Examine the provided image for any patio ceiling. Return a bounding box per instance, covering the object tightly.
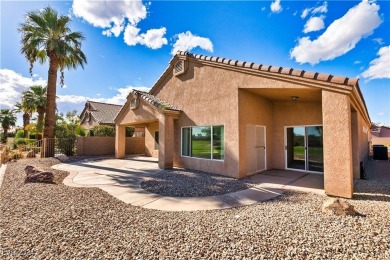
[243,88,322,102]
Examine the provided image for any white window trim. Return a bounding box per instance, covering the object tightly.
[181,125,225,161]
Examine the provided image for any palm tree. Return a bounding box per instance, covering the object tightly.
[19,6,87,156]
[23,85,47,140]
[0,109,17,136]
[14,90,36,138]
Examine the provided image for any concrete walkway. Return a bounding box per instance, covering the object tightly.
[53,156,324,211]
[0,163,7,192]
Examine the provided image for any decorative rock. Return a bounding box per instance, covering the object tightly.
[25,165,54,183]
[321,198,359,217]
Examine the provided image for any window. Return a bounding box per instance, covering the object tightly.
[154,131,159,150]
[182,126,224,160]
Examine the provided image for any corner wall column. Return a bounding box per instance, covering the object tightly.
[158,114,174,169]
[115,124,126,159]
[322,90,354,198]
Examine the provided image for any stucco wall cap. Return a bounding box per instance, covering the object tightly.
[303,71,318,79]
[236,61,245,67]
[261,65,270,71]
[229,60,238,66]
[270,66,282,73]
[317,73,331,82]
[245,62,254,68]
[331,76,348,84]
[347,78,359,86]
[291,69,304,77]
[281,68,293,75]
[252,63,261,70]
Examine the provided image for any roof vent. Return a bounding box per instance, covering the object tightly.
[173,59,187,76]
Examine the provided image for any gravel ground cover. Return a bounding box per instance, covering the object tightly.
[0,158,389,259]
[141,169,255,197]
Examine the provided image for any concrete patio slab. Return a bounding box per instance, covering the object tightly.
[227,187,284,206]
[55,156,325,212]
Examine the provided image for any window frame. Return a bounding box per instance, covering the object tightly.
[181,125,225,161]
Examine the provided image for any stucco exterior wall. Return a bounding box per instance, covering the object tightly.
[145,121,159,158]
[77,137,145,156]
[238,90,273,177]
[152,62,240,177]
[322,91,353,198]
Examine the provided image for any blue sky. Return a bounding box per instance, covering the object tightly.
[1,0,389,126]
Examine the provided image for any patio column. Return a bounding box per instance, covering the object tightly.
[115,124,126,159]
[322,90,353,198]
[158,114,174,169]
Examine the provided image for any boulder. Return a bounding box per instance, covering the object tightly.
[321,198,359,217]
[25,165,54,183]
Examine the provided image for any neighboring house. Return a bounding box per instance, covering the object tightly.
[80,101,145,136]
[115,51,371,199]
[371,125,390,146]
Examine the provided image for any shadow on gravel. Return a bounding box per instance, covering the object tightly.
[353,160,390,202]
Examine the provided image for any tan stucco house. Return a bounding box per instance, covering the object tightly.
[80,101,144,136]
[115,52,371,198]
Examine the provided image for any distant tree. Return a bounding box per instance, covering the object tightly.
[0,109,17,135]
[19,6,87,156]
[13,99,34,138]
[23,85,47,139]
[92,125,116,137]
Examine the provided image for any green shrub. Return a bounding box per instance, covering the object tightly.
[75,125,86,137]
[13,138,38,149]
[126,127,135,137]
[6,132,15,138]
[1,134,7,144]
[15,130,24,138]
[92,125,115,137]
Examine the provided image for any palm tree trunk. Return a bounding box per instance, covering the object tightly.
[36,107,44,141]
[23,113,30,138]
[43,56,58,157]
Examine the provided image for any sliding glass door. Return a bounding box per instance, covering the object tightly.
[286,126,323,173]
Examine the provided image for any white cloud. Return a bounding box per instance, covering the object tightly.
[312,2,328,15]
[0,69,46,109]
[171,31,213,55]
[72,0,146,29]
[301,8,311,19]
[261,7,266,12]
[291,0,382,65]
[72,0,167,50]
[57,86,151,106]
[373,38,384,45]
[303,16,325,33]
[301,2,327,19]
[270,0,282,13]
[378,112,384,116]
[354,60,362,64]
[361,45,390,80]
[124,25,167,49]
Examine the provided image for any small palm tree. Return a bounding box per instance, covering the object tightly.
[19,6,87,156]
[23,85,47,139]
[14,98,35,138]
[0,109,17,135]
